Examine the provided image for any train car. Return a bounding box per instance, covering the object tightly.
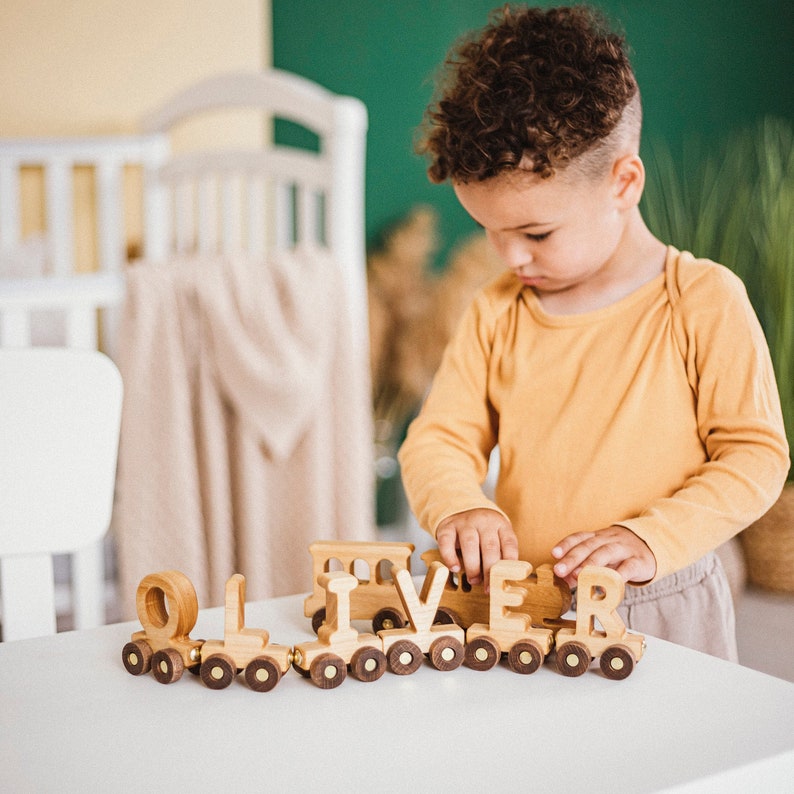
[553,566,646,680]
[464,559,558,674]
[303,539,415,632]
[198,574,292,692]
[293,571,387,688]
[122,570,204,684]
[420,548,572,629]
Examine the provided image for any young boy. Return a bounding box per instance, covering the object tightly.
[398,5,789,659]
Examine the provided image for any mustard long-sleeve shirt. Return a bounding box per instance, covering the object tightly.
[398,246,790,582]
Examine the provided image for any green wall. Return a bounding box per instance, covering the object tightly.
[273,1,794,268]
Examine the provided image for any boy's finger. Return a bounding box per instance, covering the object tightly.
[552,534,607,578]
[551,531,595,559]
[480,533,502,589]
[457,529,483,584]
[435,526,462,572]
[498,527,520,559]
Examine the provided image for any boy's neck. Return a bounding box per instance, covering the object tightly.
[534,213,666,316]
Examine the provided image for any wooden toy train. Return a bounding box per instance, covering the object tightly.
[122,540,645,691]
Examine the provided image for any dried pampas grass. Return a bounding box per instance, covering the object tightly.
[367,205,503,436]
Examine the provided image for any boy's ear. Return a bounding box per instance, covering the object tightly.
[611,153,645,209]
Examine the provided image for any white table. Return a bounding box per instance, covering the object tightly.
[2,591,793,793]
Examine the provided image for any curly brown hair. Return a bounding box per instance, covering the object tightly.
[420,4,639,183]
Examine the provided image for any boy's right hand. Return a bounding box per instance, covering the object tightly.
[435,508,519,590]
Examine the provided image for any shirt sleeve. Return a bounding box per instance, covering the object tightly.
[618,264,790,582]
[397,291,507,537]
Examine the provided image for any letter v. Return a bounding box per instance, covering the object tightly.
[392,561,448,633]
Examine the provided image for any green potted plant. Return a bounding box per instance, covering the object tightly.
[641,117,794,593]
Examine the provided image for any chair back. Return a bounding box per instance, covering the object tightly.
[0,348,122,641]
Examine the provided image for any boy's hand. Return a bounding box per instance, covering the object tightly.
[435,508,519,589]
[551,525,656,587]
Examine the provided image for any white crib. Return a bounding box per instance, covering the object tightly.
[0,70,370,631]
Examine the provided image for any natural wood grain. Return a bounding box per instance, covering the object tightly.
[129,570,203,677]
[200,573,292,690]
[379,562,465,673]
[554,566,645,679]
[465,559,555,673]
[293,571,382,688]
[303,540,415,630]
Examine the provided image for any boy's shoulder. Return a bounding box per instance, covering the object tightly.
[473,270,524,319]
[672,249,747,300]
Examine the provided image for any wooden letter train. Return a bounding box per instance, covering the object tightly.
[122,541,646,691]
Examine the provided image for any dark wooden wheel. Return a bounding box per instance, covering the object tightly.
[311,608,327,634]
[151,647,185,684]
[310,653,347,689]
[350,646,387,682]
[556,641,591,677]
[200,653,237,690]
[464,636,500,671]
[429,636,464,671]
[507,640,543,675]
[372,607,406,633]
[600,644,635,680]
[122,640,153,676]
[433,606,463,627]
[387,640,423,675]
[245,656,282,692]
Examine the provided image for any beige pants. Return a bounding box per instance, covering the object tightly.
[574,552,738,662]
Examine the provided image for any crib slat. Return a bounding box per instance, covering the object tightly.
[197,174,217,254]
[0,555,57,641]
[222,174,243,254]
[274,180,294,249]
[0,159,21,254]
[143,158,169,262]
[174,179,194,254]
[298,185,319,246]
[71,542,105,629]
[247,175,267,257]
[45,159,74,276]
[95,158,124,272]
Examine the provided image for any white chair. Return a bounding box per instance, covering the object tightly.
[0,348,122,641]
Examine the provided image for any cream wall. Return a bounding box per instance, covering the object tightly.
[0,0,270,136]
[0,0,271,267]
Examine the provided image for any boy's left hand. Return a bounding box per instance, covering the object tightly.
[551,525,656,587]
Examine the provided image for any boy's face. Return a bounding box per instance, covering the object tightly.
[453,165,629,302]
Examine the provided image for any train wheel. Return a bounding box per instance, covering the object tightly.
[310,653,347,689]
[311,608,327,634]
[151,648,185,684]
[122,640,153,676]
[556,641,591,677]
[429,636,464,671]
[600,644,635,680]
[433,606,463,627]
[372,607,406,633]
[465,636,500,671]
[387,640,423,675]
[245,656,282,692]
[350,647,387,682]
[507,640,543,675]
[200,653,237,690]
